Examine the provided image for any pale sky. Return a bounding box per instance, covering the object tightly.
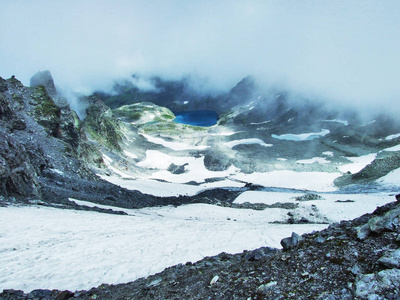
[1,0,399,111]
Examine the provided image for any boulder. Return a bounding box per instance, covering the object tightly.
[378,249,400,269]
[168,163,188,174]
[355,268,400,299]
[281,232,302,250]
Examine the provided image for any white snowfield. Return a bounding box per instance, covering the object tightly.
[296,157,330,164]
[385,133,400,140]
[271,129,330,141]
[338,153,377,174]
[97,175,245,197]
[140,134,209,151]
[232,170,341,192]
[224,138,273,148]
[322,119,349,126]
[382,144,400,152]
[1,192,394,292]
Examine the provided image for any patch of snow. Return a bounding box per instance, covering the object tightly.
[276,158,287,161]
[137,150,194,169]
[183,101,189,105]
[234,191,393,223]
[250,120,271,125]
[50,169,63,175]
[271,129,330,141]
[102,154,113,164]
[338,153,377,173]
[382,144,400,152]
[141,134,209,151]
[385,133,400,140]
[97,176,244,197]
[209,131,243,136]
[322,119,349,126]
[249,106,254,110]
[322,151,334,157]
[232,170,341,192]
[224,138,273,149]
[123,150,138,159]
[136,151,240,184]
[362,120,376,126]
[150,164,239,184]
[296,157,330,164]
[378,167,400,185]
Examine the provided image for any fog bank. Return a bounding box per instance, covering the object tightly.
[1,1,399,112]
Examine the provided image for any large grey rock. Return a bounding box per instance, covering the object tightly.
[369,206,400,233]
[355,268,400,299]
[378,249,400,269]
[281,232,302,250]
[357,206,400,240]
[168,163,188,174]
[30,70,57,96]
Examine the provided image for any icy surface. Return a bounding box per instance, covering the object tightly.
[322,119,349,126]
[0,202,328,292]
[271,129,330,141]
[232,170,341,192]
[385,133,400,140]
[98,175,244,197]
[378,167,400,185]
[382,144,400,152]
[296,157,330,164]
[123,150,138,159]
[224,138,273,148]
[140,134,209,150]
[234,192,393,223]
[338,153,377,173]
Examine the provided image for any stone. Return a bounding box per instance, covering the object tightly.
[378,249,400,269]
[281,232,302,250]
[210,275,219,285]
[28,289,52,298]
[55,290,74,300]
[369,207,400,233]
[257,281,277,292]
[355,269,400,299]
[167,163,188,174]
[356,224,371,240]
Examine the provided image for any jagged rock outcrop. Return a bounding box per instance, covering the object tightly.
[82,95,123,151]
[0,75,95,199]
[0,131,41,197]
[30,70,57,96]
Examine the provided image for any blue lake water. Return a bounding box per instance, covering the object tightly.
[174,110,219,127]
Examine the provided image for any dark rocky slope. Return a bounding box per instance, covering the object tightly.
[2,196,400,299]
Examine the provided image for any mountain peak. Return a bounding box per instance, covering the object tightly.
[30,70,57,96]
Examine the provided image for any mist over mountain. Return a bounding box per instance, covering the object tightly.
[1,1,400,115]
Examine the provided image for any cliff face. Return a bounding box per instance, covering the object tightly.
[0,75,99,199]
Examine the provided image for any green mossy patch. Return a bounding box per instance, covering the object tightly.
[30,86,61,137]
[83,104,123,151]
[113,102,175,124]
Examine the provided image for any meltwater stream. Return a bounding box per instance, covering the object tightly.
[173,110,218,127]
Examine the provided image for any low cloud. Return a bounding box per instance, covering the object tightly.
[1,1,399,113]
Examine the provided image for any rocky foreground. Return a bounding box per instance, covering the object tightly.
[2,195,400,300]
